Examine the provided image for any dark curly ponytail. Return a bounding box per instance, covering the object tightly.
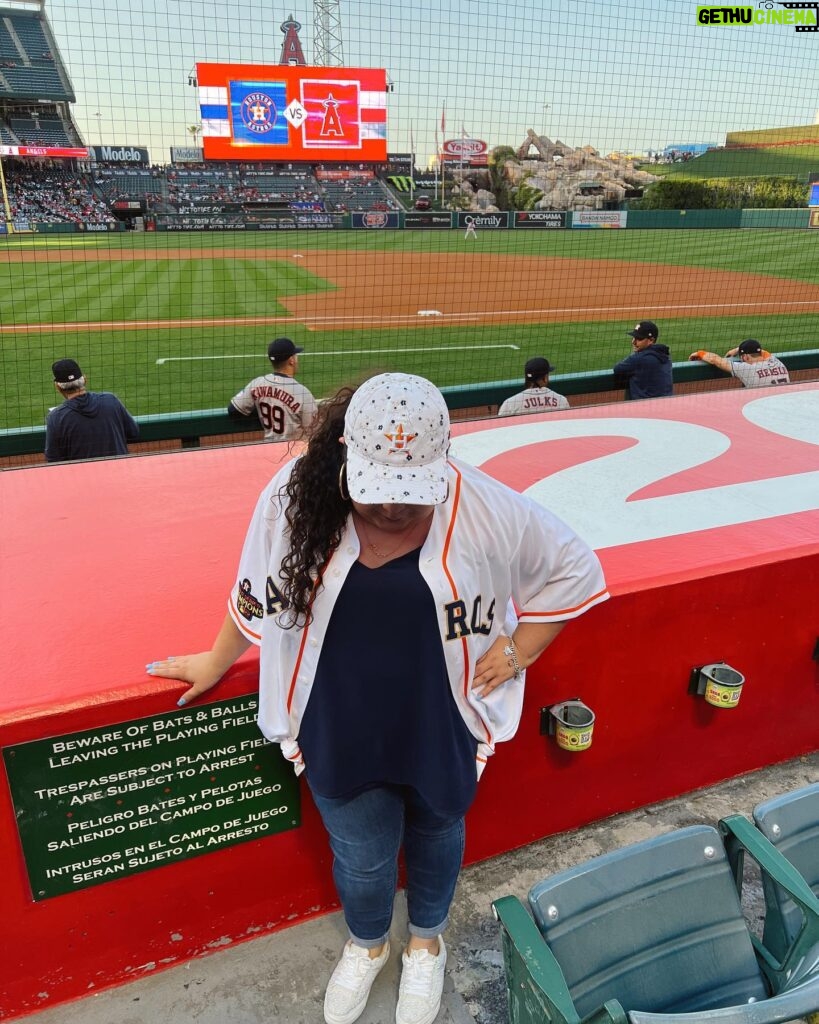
[279,386,355,626]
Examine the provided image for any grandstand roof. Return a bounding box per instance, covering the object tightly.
[0,3,75,102]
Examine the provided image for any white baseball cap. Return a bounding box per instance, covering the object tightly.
[343,373,450,505]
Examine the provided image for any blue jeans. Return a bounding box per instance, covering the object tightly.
[309,783,466,949]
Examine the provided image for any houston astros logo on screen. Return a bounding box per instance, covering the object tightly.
[240,92,277,134]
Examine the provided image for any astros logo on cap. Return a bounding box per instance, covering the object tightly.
[384,424,417,454]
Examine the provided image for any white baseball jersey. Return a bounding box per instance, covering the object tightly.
[230,372,318,441]
[498,386,570,417]
[228,457,608,779]
[730,356,790,389]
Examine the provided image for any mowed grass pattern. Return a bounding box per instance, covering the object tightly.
[1,229,818,429]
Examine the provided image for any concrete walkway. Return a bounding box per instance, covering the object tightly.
[19,751,818,1024]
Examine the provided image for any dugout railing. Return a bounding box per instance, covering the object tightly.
[1,351,817,464]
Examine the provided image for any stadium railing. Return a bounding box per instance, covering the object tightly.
[1,352,817,463]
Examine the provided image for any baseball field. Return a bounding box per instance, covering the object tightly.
[2,227,819,430]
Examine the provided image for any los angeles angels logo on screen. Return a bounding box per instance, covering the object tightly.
[300,80,361,147]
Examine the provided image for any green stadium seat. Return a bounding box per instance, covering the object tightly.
[750,782,819,960]
[492,822,819,1024]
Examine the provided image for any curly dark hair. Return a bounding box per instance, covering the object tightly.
[279,386,356,626]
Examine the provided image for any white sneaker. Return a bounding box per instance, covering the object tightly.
[324,940,390,1024]
[395,936,447,1024]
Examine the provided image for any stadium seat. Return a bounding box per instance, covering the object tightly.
[492,822,819,1024]
[749,781,819,960]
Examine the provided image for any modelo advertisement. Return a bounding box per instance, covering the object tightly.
[90,145,150,164]
[352,211,400,229]
[404,211,453,229]
[457,212,509,230]
[515,211,567,229]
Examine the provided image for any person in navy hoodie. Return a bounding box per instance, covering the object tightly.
[612,320,673,400]
[45,358,139,462]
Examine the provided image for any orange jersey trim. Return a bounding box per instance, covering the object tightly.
[518,586,609,619]
[441,463,491,744]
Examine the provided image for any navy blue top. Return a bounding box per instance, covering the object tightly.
[298,547,478,816]
[45,392,140,462]
[612,345,673,400]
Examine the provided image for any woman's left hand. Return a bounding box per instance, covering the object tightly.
[472,636,520,698]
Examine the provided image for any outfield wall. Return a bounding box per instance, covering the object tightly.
[1,385,817,1018]
[6,208,812,234]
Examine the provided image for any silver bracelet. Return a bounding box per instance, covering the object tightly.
[502,636,522,679]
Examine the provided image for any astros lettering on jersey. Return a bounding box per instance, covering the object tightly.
[731,355,790,389]
[498,386,570,417]
[228,458,608,779]
[230,373,318,441]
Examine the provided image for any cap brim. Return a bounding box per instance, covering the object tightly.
[293,346,304,354]
[345,449,449,505]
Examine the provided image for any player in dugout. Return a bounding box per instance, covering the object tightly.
[148,372,607,1024]
[497,356,569,416]
[228,337,318,442]
[688,338,790,388]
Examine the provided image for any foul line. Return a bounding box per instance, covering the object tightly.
[156,344,520,365]
[2,297,819,335]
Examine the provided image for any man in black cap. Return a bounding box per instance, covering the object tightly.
[688,339,790,388]
[45,358,139,463]
[228,337,317,442]
[612,320,673,400]
[497,357,569,417]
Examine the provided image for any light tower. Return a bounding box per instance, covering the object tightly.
[313,0,344,66]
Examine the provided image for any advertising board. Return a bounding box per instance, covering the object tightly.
[89,145,150,164]
[515,210,567,229]
[404,212,453,229]
[170,146,204,163]
[457,212,509,229]
[571,210,628,229]
[197,62,387,162]
[352,212,400,229]
[441,138,489,165]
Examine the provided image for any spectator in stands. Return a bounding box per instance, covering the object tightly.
[688,339,790,388]
[497,357,569,417]
[147,372,607,1024]
[45,358,139,462]
[228,337,317,442]
[612,320,673,400]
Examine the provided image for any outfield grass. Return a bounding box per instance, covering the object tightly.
[662,145,819,182]
[1,228,818,430]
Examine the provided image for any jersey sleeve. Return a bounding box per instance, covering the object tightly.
[299,387,319,433]
[227,467,291,644]
[230,382,256,416]
[511,501,608,622]
[497,398,514,417]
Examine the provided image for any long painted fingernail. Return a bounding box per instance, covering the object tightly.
[177,697,187,707]
[146,664,155,673]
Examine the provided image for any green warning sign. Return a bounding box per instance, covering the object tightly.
[2,695,300,899]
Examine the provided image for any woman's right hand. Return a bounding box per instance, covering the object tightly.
[146,614,253,707]
[146,651,227,706]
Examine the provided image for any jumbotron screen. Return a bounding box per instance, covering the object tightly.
[197,63,387,162]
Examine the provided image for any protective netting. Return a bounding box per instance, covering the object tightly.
[0,0,817,464]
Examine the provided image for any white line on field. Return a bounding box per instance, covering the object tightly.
[156,344,520,365]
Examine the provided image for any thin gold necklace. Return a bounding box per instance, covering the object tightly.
[356,514,428,561]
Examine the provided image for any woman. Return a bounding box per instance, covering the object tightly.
[147,373,608,1024]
